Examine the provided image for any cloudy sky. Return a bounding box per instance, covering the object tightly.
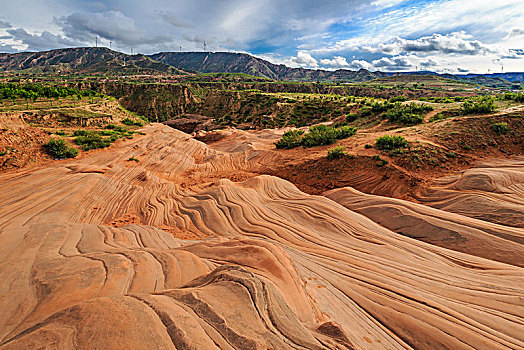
[1,0,523,73]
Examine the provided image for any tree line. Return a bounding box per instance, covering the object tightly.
[0,83,102,102]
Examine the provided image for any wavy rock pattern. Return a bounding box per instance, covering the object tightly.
[325,187,524,267]
[417,158,524,227]
[0,125,523,349]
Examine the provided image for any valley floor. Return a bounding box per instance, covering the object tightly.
[0,124,523,349]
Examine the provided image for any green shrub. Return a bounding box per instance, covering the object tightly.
[389,96,408,103]
[345,113,358,123]
[275,125,357,149]
[74,132,110,151]
[371,101,394,113]
[275,129,305,149]
[364,144,373,149]
[334,125,357,139]
[372,154,388,167]
[128,157,139,162]
[375,135,409,150]
[461,97,496,114]
[106,124,128,132]
[327,145,347,160]
[429,113,447,123]
[384,103,432,125]
[501,93,524,102]
[301,124,337,147]
[491,122,510,134]
[122,118,144,127]
[55,130,67,136]
[358,106,372,116]
[73,129,90,136]
[44,138,78,159]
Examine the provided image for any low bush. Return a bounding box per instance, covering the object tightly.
[358,106,372,117]
[334,125,357,139]
[327,145,347,160]
[106,124,128,133]
[121,118,144,127]
[301,124,337,147]
[389,96,407,103]
[501,93,524,102]
[73,129,90,136]
[345,113,358,123]
[372,154,388,167]
[74,132,110,151]
[275,129,305,149]
[491,122,510,134]
[375,135,409,150]
[44,138,78,159]
[384,103,432,125]
[461,97,496,114]
[371,101,395,113]
[275,125,357,149]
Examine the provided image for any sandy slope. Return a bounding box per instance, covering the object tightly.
[0,124,523,349]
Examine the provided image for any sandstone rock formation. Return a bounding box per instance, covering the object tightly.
[0,124,522,349]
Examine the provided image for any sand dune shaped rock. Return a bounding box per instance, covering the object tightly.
[417,157,524,227]
[0,124,523,349]
[325,186,524,267]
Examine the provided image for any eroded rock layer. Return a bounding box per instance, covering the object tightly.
[0,125,523,349]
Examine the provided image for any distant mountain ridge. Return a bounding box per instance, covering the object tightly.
[0,47,182,75]
[0,47,522,88]
[149,51,388,82]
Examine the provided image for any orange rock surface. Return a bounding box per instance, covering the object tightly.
[0,124,522,349]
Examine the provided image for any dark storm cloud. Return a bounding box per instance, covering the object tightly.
[6,28,83,51]
[56,10,172,46]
